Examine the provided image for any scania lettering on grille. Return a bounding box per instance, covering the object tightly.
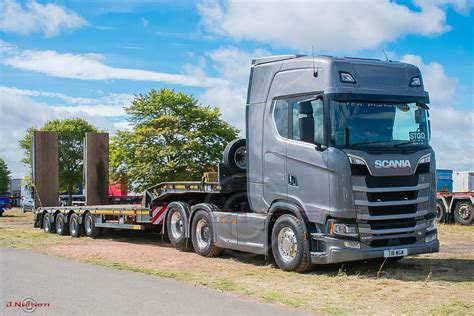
[374,159,411,168]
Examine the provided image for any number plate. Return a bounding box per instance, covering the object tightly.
[384,248,407,258]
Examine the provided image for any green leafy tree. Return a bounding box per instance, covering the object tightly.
[110,88,239,192]
[0,158,11,194]
[19,118,99,205]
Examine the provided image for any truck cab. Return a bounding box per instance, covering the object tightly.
[246,55,439,268]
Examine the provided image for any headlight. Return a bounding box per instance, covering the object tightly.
[426,219,436,232]
[347,154,366,165]
[329,221,358,237]
[418,154,431,164]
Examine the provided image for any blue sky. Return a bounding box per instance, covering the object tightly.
[0,0,473,177]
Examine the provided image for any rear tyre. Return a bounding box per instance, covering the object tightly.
[223,139,246,174]
[454,201,473,225]
[43,213,55,233]
[271,214,312,272]
[69,213,83,238]
[191,210,221,257]
[84,212,102,238]
[435,201,447,223]
[55,213,69,235]
[167,206,187,248]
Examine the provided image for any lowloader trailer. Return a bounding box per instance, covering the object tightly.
[35,55,439,272]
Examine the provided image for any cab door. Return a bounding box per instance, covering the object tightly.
[286,97,330,221]
[263,99,288,207]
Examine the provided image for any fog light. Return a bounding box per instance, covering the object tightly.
[344,241,360,249]
[425,233,437,243]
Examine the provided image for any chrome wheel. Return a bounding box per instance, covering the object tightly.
[234,147,247,169]
[196,218,210,249]
[458,203,471,220]
[170,211,183,240]
[277,227,298,262]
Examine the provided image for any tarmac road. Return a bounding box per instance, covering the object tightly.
[0,247,310,315]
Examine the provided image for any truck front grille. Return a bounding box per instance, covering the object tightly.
[351,170,432,248]
[368,204,417,216]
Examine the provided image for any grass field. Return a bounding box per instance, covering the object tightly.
[1,209,473,315]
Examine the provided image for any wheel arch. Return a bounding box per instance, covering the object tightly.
[265,201,309,256]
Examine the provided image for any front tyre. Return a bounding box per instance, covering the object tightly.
[191,210,221,257]
[271,214,312,272]
[454,201,473,225]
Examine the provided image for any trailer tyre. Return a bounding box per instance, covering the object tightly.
[223,139,246,174]
[55,213,69,235]
[43,213,55,233]
[69,213,83,238]
[271,214,312,272]
[435,201,447,223]
[167,206,187,248]
[454,201,473,225]
[84,212,102,238]
[191,210,221,257]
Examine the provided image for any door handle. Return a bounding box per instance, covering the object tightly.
[288,174,298,186]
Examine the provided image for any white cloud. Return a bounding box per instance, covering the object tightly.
[401,54,457,105]
[1,42,226,87]
[199,47,270,133]
[0,0,86,37]
[197,0,472,52]
[401,54,473,170]
[0,87,130,177]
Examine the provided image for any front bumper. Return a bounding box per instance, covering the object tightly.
[310,233,439,264]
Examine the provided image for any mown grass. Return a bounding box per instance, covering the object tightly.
[1,209,473,315]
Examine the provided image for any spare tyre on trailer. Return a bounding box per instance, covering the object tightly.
[223,139,246,175]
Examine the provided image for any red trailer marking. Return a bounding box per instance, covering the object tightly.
[152,206,167,225]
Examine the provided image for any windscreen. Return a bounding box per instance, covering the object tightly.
[330,100,430,148]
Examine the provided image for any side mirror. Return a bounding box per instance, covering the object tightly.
[298,100,315,143]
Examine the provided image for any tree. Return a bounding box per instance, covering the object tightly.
[110,89,239,192]
[0,158,11,194]
[19,118,99,205]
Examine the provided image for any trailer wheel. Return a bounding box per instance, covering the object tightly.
[223,139,246,174]
[271,214,312,272]
[191,210,221,257]
[435,201,447,223]
[69,213,83,238]
[55,213,69,236]
[84,212,102,238]
[167,206,187,248]
[454,201,473,225]
[43,213,55,233]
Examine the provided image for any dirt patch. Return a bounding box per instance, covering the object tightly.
[1,209,473,315]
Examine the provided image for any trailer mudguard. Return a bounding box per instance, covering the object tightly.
[161,202,191,237]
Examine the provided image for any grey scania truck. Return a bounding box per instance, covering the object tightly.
[35,55,440,272]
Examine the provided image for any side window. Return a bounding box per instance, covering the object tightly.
[292,98,324,144]
[273,99,289,138]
